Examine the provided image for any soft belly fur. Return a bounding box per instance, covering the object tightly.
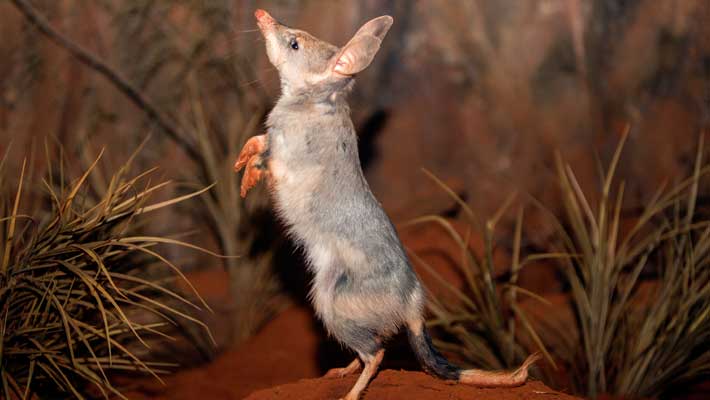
[267,121,424,355]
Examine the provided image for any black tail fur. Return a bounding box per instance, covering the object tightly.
[406,322,461,380]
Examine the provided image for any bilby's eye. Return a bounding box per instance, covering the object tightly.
[289,37,299,50]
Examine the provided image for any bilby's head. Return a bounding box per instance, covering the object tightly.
[255,9,393,98]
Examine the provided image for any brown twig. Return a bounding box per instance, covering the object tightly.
[10,0,202,164]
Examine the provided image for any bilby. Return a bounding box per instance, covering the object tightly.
[234,9,539,400]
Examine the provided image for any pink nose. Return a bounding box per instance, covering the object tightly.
[254,9,273,24]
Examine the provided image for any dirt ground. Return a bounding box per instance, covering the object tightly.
[121,306,320,400]
[119,303,710,400]
[119,222,709,400]
[122,305,579,400]
[245,370,579,400]
[119,220,570,400]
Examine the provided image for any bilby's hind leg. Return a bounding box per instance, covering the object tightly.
[341,349,384,400]
[324,358,361,378]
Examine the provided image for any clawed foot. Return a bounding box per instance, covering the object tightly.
[234,135,266,172]
[240,155,266,197]
[324,358,361,379]
[234,134,267,198]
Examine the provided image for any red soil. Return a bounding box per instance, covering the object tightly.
[122,306,321,400]
[119,223,708,400]
[244,370,580,400]
[121,222,569,399]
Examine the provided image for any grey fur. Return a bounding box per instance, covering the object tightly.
[253,9,461,376]
[238,13,539,399]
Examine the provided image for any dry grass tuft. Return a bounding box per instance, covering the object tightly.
[0,147,215,399]
[544,131,710,398]
[6,0,285,344]
[183,87,283,343]
[411,132,710,398]
[406,170,553,372]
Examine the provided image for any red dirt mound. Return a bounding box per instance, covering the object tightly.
[244,370,581,400]
[121,306,321,400]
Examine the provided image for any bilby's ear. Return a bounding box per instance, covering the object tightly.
[333,16,393,76]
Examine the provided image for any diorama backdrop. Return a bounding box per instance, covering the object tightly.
[1,1,708,399]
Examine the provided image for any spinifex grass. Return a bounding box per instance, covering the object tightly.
[9,0,282,345]
[0,150,216,399]
[406,170,555,372]
[547,132,710,398]
[183,87,282,343]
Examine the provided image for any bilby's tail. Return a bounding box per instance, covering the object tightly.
[405,319,461,380]
[405,319,540,386]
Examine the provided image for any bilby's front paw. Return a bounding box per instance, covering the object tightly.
[240,155,266,197]
[234,134,266,172]
[234,134,269,198]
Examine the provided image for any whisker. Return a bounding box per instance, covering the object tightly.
[239,78,263,88]
[222,35,265,62]
[227,34,262,43]
[263,65,279,74]
[232,28,261,34]
[226,35,265,48]
[238,73,279,91]
[274,59,285,67]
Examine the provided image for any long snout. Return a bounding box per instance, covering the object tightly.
[255,9,277,31]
